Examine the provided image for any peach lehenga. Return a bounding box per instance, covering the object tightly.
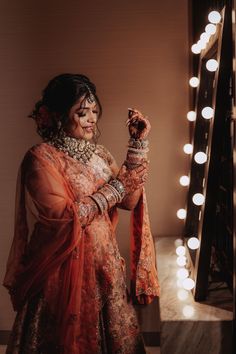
[3,142,159,354]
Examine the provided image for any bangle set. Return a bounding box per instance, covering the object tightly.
[89,179,126,214]
[125,138,149,169]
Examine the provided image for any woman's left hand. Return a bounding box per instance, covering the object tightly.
[126,108,151,140]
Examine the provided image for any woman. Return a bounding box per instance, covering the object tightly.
[3,74,159,354]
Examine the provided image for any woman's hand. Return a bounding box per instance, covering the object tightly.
[126,108,151,140]
[117,161,149,194]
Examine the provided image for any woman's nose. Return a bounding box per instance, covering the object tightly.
[88,110,97,123]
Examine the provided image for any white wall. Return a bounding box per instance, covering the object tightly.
[0,0,189,329]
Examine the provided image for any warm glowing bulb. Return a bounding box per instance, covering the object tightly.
[177,279,183,288]
[191,44,201,54]
[175,238,183,247]
[201,106,214,119]
[179,175,190,186]
[182,305,195,318]
[192,193,205,206]
[187,237,200,250]
[183,143,193,154]
[206,59,219,72]
[208,11,221,24]
[176,256,187,267]
[194,152,207,164]
[177,268,189,280]
[197,39,207,50]
[187,111,196,122]
[176,209,186,220]
[205,23,217,35]
[200,32,210,42]
[182,278,195,290]
[189,77,199,87]
[177,289,189,301]
[176,245,186,256]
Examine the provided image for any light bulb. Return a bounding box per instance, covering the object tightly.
[200,32,210,42]
[183,143,193,154]
[205,23,217,35]
[194,152,207,164]
[192,193,205,206]
[208,11,221,24]
[191,44,201,54]
[177,289,189,301]
[183,305,195,318]
[177,279,183,288]
[201,106,214,119]
[189,77,199,87]
[176,255,187,267]
[177,209,186,220]
[176,245,186,256]
[187,111,196,122]
[206,59,219,72]
[174,238,183,247]
[182,278,195,290]
[197,39,207,50]
[187,237,200,250]
[179,175,190,186]
[177,268,189,280]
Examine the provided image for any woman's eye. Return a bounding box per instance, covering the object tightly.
[92,110,98,114]
[78,111,86,117]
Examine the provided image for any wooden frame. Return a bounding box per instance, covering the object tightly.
[184,7,233,301]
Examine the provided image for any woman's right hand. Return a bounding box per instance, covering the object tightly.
[117,162,149,195]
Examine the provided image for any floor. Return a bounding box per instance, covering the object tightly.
[0,345,160,353]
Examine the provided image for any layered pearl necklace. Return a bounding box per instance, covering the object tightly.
[48,129,96,163]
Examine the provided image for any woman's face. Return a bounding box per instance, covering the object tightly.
[65,97,99,140]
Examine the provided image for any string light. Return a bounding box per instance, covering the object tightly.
[177,289,189,301]
[177,268,189,280]
[197,39,207,50]
[205,23,217,35]
[176,209,187,220]
[206,59,219,72]
[182,278,195,290]
[200,32,210,42]
[176,255,187,267]
[187,111,196,122]
[208,11,221,24]
[201,106,214,119]
[179,175,190,186]
[192,193,205,206]
[177,279,183,288]
[182,305,195,318]
[176,245,186,256]
[191,44,201,54]
[194,151,207,164]
[187,237,200,250]
[183,143,193,154]
[189,77,199,87]
[174,238,183,247]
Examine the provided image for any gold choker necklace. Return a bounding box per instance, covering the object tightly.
[48,129,96,163]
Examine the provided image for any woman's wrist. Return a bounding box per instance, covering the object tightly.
[89,179,126,214]
[125,138,149,169]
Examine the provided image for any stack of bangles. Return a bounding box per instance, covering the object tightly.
[89,179,126,214]
[124,138,149,169]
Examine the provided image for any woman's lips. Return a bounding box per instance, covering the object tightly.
[83,126,94,132]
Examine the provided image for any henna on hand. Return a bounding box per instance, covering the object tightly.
[126,108,151,140]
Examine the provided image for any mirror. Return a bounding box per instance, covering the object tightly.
[184,7,233,301]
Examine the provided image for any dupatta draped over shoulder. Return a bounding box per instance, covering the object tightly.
[3,143,159,354]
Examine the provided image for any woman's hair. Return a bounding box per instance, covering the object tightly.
[29,73,102,140]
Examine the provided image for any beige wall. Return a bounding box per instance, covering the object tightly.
[0,0,189,329]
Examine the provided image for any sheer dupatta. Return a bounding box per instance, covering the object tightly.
[3,146,99,353]
[130,189,160,305]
